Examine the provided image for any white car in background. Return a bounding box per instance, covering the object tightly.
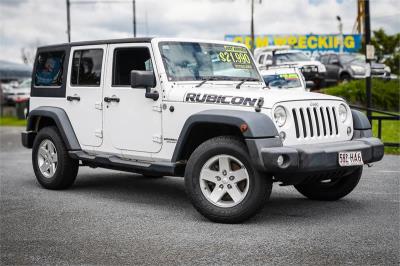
[3,79,31,105]
[260,66,312,91]
[255,46,326,89]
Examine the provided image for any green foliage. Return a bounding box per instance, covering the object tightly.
[383,53,400,75]
[371,114,400,155]
[0,117,27,126]
[371,29,400,75]
[322,79,400,112]
[371,29,400,56]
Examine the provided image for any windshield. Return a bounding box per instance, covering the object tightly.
[275,52,310,63]
[340,54,366,64]
[263,73,302,89]
[159,42,261,81]
[19,79,31,88]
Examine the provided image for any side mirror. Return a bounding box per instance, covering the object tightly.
[305,80,315,89]
[130,70,156,88]
[130,70,159,101]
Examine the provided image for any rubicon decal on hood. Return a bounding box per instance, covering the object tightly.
[185,93,258,106]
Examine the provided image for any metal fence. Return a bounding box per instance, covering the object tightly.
[350,105,400,148]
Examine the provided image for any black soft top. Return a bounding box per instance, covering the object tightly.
[37,37,153,51]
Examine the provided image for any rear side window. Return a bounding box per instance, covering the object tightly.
[328,55,338,64]
[71,49,103,86]
[34,51,65,87]
[320,55,329,64]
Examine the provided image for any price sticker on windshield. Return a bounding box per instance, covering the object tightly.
[279,74,299,80]
[218,46,252,69]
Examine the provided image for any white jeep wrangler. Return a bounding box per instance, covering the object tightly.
[22,38,384,223]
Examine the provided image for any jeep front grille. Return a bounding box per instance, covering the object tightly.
[292,106,339,139]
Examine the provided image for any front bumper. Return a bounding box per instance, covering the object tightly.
[260,137,383,174]
[301,70,325,81]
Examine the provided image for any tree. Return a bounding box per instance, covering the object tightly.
[370,28,400,74]
[20,39,41,66]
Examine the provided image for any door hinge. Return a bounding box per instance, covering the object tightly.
[152,104,162,112]
[95,130,103,138]
[95,102,103,110]
[152,134,162,143]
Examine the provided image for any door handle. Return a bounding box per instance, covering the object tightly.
[104,96,120,103]
[67,95,80,101]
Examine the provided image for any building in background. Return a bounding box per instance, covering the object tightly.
[0,60,32,83]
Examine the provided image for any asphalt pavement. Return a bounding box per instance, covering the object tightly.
[1,126,399,265]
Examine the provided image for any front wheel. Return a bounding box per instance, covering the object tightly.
[294,167,363,201]
[185,136,272,223]
[32,126,79,190]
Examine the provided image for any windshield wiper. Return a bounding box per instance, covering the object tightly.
[236,78,260,89]
[195,76,236,87]
[195,76,218,87]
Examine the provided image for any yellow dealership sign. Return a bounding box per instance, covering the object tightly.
[225,34,361,52]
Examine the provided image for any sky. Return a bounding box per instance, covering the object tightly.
[0,0,399,64]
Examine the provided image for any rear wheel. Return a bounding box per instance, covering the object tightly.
[32,126,79,190]
[185,136,272,223]
[294,167,362,201]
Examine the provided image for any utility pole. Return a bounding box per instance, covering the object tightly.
[66,0,71,42]
[250,0,254,53]
[364,0,372,121]
[336,16,343,53]
[132,0,136,37]
[65,0,135,42]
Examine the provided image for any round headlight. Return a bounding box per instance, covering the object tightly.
[338,104,348,122]
[274,106,287,127]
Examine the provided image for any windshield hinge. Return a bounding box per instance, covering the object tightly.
[95,129,103,138]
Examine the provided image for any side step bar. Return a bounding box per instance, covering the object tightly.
[68,151,185,176]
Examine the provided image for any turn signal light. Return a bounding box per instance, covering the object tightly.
[240,123,248,132]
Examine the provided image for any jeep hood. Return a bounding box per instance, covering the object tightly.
[279,60,323,67]
[174,84,344,109]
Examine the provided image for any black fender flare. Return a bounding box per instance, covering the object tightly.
[351,109,372,139]
[26,107,81,150]
[351,109,371,130]
[171,109,279,162]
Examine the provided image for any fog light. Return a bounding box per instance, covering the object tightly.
[347,127,352,136]
[277,155,284,167]
[279,131,286,141]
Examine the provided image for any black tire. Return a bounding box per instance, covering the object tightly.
[340,73,351,84]
[294,167,363,201]
[32,126,79,190]
[185,136,272,223]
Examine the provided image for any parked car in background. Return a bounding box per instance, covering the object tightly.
[317,53,391,85]
[3,79,31,105]
[260,66,311,91]
[254,46,326,89]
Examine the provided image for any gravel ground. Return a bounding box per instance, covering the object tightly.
[1,126,399,265]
